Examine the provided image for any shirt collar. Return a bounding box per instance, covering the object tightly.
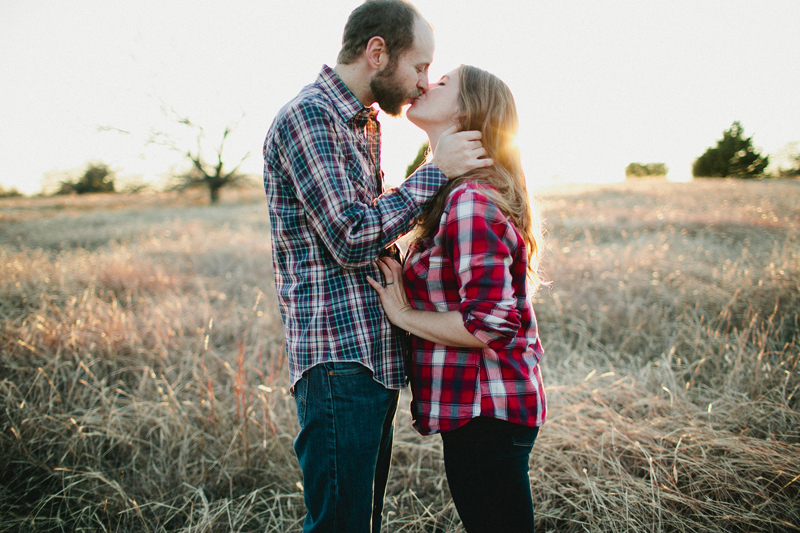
[316,64,378,123]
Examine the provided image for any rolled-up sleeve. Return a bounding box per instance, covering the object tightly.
[444,188,522,351]
[278,102,446,269]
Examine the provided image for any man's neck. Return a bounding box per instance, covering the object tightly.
[333,62,375,108]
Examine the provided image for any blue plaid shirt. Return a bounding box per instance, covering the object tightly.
[263,65,446,389]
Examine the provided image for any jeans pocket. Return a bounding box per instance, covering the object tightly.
[326,362,371,376]
[511,426,539,448]
[294,376,309,429]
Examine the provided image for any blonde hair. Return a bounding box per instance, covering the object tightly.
[414,65,544,290]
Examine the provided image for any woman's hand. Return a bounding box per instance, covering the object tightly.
[366,257,413,328]
[368,256,489,349]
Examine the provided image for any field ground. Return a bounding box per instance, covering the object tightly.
[1,179,798,532]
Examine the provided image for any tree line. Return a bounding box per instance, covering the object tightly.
[49,117,250,204]
[627,121,799,180]
[6,119,796,202]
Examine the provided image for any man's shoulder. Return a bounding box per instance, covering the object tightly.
[272,82,338,131]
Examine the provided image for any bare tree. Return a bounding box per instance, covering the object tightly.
[151,114,251,204]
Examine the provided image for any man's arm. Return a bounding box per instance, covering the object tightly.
[274,104,492,269]
[276,101,445,268]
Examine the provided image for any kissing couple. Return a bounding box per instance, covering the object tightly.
[263,1,546,531]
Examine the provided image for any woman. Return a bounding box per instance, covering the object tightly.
[367,65,547,532]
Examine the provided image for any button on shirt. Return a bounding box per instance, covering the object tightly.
[403,182,547,435]
[263,65,446,389]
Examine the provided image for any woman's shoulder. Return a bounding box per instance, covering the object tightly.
[445,180,496,204]
[444,180,505,219]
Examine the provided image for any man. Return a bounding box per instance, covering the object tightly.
[262,1,491,531]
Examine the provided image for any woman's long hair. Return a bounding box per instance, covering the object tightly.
[414,65,545,290]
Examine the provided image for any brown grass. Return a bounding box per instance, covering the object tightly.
[1,179,798,532]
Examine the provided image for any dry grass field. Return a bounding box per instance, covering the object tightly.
[1,179,798,532]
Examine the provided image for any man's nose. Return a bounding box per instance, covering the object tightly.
[418,75,429,93]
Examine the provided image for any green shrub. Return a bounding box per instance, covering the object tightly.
[693,121,769,178]
[57,162,116,195]
[405,142,429,178]
[0,185,23,198]
[625,162,668,177]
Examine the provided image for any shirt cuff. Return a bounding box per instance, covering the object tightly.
[401,163,447,205]
[463,310,519,352]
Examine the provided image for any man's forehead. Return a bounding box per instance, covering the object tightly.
[405,18,434,64]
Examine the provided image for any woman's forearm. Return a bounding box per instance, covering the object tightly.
[395,309,488,349]
[366,257,488,349]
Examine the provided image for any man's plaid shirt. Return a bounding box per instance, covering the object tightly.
[404,182,547,435]
[263,65,446,389]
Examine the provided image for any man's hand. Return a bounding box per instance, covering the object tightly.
[430,126,493,179]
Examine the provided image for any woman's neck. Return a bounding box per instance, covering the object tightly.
[425,124,452,156]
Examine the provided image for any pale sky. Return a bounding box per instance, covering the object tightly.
[1,0,798,195]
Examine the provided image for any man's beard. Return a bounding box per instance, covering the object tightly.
[370,60,418,117]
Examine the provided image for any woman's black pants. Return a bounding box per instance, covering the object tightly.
[441,416,539,533]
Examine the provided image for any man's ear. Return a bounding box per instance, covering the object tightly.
[364,36,388,71]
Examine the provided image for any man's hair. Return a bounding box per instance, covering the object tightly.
[337,0,422,65]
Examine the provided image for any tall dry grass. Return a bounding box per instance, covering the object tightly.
[1,180,798,532]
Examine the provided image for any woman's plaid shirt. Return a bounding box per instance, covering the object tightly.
[404,182,547,435]
[263,65,446,389]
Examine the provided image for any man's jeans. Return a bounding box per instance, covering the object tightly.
[293,362,400,533]
[441,416,540,533]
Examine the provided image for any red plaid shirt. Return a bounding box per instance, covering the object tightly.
[403,182,547,435]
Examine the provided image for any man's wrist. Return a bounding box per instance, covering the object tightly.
[428,157,451,179]
[402,163,447,204]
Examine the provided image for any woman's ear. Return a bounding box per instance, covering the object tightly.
[452,112,466,132]
[365,36,387,71]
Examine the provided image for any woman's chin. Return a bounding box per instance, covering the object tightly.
[406,112,422,127]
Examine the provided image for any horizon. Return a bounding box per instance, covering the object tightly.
[1,0,799,195]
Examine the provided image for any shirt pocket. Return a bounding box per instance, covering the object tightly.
[345,157,374,202]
